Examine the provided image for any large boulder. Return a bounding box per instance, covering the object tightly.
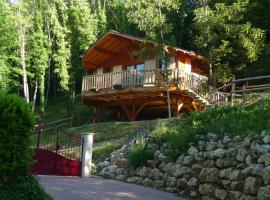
[262,166,270,184]
[257,185,270,200]
[142,178,153,187]
[199,183,215,195]
[188,146,199,156]
[98,161,110,168]
[236,148,248,162]
[258,153,270,166]
[199,168,219,183]
[215,188,227,200]
[244,177,262,195]
[187,177,198,188]
[136,167,150,177]
[148,168,162,180]
[242,164,264,177]
[126,176,143,184]
[152,180,164,188]
[166,177,177,187]
[177,177,188,189]
[171,165,191,178]
[263,135,270,144]
[229,191,242,200]
[209,149,227,159]
[101,165,118,178]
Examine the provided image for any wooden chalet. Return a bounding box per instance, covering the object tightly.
[82,31,209,121]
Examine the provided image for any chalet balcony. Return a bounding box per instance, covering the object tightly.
[82,69,208,96]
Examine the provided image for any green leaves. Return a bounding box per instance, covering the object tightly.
[0,1,20,91]
[125,0,182,44]
[192,0,265,84]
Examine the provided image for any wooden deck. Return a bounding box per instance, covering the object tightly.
[82,69,209,121]
[82,69,208,95]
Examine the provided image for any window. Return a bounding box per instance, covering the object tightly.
[159,60,166,70]
[126,63,145,70]
[126,63,145,85]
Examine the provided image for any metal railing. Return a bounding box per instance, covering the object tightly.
[34,116,90,160]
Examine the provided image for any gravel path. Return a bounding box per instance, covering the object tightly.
[39,175,187,200]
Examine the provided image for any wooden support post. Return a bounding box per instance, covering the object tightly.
[231,75,235,107]
[192,101,198,111]
[242,84,246,105]
[173,101,183,117]
[121,102,146,121]
[92,107,100,123]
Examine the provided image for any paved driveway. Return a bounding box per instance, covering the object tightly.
[39,176,186,200]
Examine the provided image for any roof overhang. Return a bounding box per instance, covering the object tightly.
[82,30,206,70]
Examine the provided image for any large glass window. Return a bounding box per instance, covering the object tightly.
[126,63,145,70]
[126,63,145,85]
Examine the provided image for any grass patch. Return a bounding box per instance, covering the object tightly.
[40,95,92,121]
[150,99,270,160]
[65,120,154,161]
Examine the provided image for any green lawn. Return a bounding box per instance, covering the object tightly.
[65,120,155,161]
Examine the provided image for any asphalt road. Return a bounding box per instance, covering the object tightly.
[39,175,186,200]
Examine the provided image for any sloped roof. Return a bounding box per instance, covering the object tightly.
[82,30,205,69]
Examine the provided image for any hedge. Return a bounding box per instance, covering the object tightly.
[0,92,51,200]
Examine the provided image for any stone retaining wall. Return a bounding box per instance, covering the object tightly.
[98,131,270,200]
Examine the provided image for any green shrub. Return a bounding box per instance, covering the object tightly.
[0,175,51,200]
[166,99,270,160]
[0,92,51,200]
[128,140,153,169]
[150,120,169,146]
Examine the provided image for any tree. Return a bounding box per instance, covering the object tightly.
[125,0,183,121]
[28,3,49,114]
[67,0,98,93]
[14,0,32,102]
[192,0,265,84]
[0,1,20,92]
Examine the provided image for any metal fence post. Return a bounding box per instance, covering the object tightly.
[80,133,94,178]
[36,121,42,156]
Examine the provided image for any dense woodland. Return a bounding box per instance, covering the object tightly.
[0,0,270,117]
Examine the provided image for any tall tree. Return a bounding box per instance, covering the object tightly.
[0,1,19,92]
[192,0,265,84]
[125,0,182,121]
[14,0,32,102]
[27,1,49,114]
[67,0,98,93]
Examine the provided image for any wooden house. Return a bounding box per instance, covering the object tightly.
[82,31,209,121]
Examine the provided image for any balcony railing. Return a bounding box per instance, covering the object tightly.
[82,69,208,97]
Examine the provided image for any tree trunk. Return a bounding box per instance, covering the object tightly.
[21,35,30,103]
[32,78,38,112]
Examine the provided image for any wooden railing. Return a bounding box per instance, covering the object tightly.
[208,75,270,106]
[82,69,208,96]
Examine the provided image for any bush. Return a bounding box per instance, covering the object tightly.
[166,99,270,160]
[0,92,51,200]
[150,120,169,146]
[128,140,153,169]
[0,175,51,200]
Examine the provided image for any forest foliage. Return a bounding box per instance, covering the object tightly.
[0,0,269,117]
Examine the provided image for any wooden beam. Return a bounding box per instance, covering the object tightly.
[121,101,147,121]
[111,37,135,61]
[93,47,117,57]
[173,101,183,117]
[192,101,198,111]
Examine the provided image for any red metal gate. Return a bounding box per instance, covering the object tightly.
[32,118,86,176]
